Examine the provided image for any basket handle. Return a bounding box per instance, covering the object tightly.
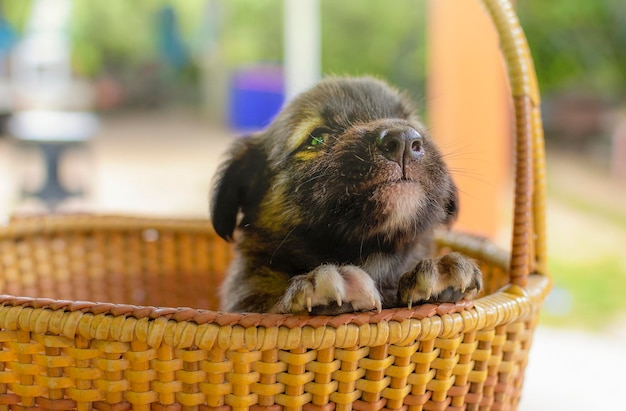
[479,0,548,286]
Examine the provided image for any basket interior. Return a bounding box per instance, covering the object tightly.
[0,220,232,310]
[0,218,510,311]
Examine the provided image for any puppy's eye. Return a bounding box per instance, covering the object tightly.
[307,128,331,148]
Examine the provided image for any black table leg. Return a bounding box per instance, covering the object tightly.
[24,142,81,210]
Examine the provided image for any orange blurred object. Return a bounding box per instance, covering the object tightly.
[427,0,511,239]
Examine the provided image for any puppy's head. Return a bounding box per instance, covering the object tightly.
[211,77,457,249]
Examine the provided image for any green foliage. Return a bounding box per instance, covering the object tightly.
[70,0,207,76]
[321,0,427,99]
[2,0,623,104]
[71,1,154,75]
[1,0,208,77]
[542,256,626,330]
[215,0,428,98]
[518,0,626,98]
[217,0,283,65]
[0,0,32,33]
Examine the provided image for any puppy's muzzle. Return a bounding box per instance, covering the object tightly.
[376,127,424,169]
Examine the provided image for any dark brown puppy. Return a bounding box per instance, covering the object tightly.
[211,77,482,314]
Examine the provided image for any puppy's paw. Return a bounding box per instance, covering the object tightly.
[274,264,382,314]
[397,252,482,308]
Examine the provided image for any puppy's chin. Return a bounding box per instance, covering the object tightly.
[369,180,425,236]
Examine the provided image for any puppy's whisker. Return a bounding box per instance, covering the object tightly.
[439,145,477,156]
[448,170,495,188]
[455,186,480,201]
[270,226,297,264]
[447,167,485,175]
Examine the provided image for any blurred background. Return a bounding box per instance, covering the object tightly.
[0,0,624,409]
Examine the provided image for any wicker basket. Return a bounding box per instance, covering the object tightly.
[0,1,550,410]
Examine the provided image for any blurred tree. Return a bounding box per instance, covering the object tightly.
[216,0,427,99]
[2,0,623,108]
[70,0,206,106]
[217,0,283,65]
[321,0,427,101]
[518,0,626,100]
[0,0,32,33]
[70,1,206,73]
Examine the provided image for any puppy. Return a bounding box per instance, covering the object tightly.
[211,77,482,314]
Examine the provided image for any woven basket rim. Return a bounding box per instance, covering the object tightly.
[0,276,548,325]
[0,276,549,351]
[1,214,212,236]
[0,213,550,333]
[0,293,473,326]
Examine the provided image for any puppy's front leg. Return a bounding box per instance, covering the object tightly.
[273,265,382,315]
[397,252,482,308]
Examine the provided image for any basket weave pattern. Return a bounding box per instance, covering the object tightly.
[0,0,550,410]
[0,218,548,411]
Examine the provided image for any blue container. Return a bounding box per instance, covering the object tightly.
[228,65,285,132]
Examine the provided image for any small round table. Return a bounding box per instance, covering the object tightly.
[8,110,99,210]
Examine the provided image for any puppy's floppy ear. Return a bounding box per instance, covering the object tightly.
[210,136,268,241]
[442,181,459,228]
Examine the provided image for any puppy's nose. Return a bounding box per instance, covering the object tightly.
[376,127,424,165]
